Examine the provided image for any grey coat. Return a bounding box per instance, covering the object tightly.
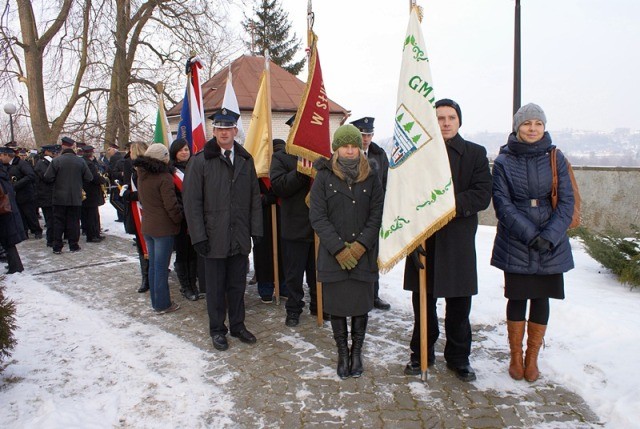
[183,139,262,258]
[43,149,93,206]
[309,157,384,283]
[403,134,492,297]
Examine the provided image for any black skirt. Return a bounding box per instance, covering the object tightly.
[323,279,374,317]
[504,273,565,300]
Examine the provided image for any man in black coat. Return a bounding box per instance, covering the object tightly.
[6,145,42,239]
[183,109,262,352]
[44,137,93,254]
[34,144,59,247]
[403,99,492,382]
[270,129,318,327]
[81,146,107,242]
[350,116,392,310]
[106,143,125,221]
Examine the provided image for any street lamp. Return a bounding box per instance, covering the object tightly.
[3,102,17,143]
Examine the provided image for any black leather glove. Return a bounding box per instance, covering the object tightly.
[193,240,210,256]
[252,235,263,247]
[530,236,552,252]
[410,244,427,270]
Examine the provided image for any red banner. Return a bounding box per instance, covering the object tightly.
[285,31,332,176]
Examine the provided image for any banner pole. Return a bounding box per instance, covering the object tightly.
[419,240,428,381]
[315,233,323,326]
[271,204,280,305]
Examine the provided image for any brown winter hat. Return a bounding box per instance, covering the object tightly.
[145,143,170,163]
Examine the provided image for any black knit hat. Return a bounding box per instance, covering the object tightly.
[435,98,462,127]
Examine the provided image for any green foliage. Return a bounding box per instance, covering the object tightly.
[575,225,640,288]
[0,283,17,368]
[243,0,306,75]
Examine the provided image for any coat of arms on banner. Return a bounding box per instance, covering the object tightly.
[391,103,433,168]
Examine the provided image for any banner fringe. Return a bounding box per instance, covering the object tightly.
[377,207,456,274]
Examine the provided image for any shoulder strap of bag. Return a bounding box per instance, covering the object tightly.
[550,148,559,210]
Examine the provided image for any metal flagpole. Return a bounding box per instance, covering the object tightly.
[513,0,522,115]
[419,240,428,381]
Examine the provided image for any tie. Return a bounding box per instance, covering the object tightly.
[224,149,233,166]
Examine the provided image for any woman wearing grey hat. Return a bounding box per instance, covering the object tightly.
[309,124,384,379]
[491,103,575,382]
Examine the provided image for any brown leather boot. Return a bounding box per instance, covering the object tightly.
[507,320,526,380]
[524,321,547,382]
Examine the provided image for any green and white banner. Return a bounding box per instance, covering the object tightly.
[378,6,456,272]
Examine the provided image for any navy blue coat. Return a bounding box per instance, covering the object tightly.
[491,132,574,274]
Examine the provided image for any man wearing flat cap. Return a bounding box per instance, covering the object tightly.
[350,116,392,311]
[35,145,59,247]
[4,142,42,240]
[44,136,93,254]
[81,146,107,243]
[403,98,492,382]
[183,108,263,351]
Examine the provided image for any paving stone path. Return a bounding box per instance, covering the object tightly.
[21,234,602,428]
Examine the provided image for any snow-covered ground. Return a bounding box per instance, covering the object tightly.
[1,206,639,428]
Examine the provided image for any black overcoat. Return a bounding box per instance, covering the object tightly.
[309,157,384,283]
[366,141,390,191]
[269,141,313,242]
[403,134,492,297]
[82,158,107,207]
[43,149,93,206]
[34,157,54,208]
[8,157,36,205]
[0,165,26,247]
[183,139,262,258]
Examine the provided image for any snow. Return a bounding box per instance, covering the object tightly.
[1,205,639,428]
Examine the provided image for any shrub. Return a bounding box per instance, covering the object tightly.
[574,225,640,288]
[0,283,17,369]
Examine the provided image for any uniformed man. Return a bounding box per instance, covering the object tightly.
[350,116,392,311]
[34,144,59,247]
[44,137,93,254]
[6,143,42,239]
[106,143,125,222]
[183,108,263,351]
[81,145,107,242]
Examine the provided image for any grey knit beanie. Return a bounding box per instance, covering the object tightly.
[332,124,363,151]
[513,103,547,132]
[145,143,170,163]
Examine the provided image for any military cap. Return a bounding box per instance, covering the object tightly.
[75,141,87,148]
[41,144,58,152]
[4,141,18,148]
[18,148,27,154]
[82,145,95,154]
[285,114,296,127]
[0,147,15,154]
[61,136,76,147]
[109,143,120,150]
[54,144,62,152]
[209,108,240,128]
[350,117,375,134]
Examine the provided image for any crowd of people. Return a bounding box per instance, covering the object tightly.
[0,100,576,384]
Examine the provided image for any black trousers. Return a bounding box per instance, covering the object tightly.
[52,205,81,251]
[18,200,42,236]
[5,244,23,273]
[410,292,472,366]
[282,240,317,314]
[41,206,54,245]
[81,206,101,240]
[204,254,248,337]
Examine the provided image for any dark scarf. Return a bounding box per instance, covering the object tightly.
[336,156,360,186]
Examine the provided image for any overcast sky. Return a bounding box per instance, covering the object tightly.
[271,0,639,139]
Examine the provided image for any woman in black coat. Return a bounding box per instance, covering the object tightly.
[0,149,26,274]
[309,125,384,379]
[169,138,199,301]
[491,103,574,383]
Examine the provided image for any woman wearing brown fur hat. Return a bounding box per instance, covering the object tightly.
[309,124,384,379]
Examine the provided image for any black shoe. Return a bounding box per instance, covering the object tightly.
[446,363,477,382]
[53,249,62,255]
[248,274,257,285]
[69,245,81,252]
[137,285,149,293]
[181,289,199,301]
[230,329,257,344]
[212,334,229,351]
[404,357,435,375]
[285,312,300,327]
[373,297,391,310]
[87,236,105,243]
[46,242,53,248]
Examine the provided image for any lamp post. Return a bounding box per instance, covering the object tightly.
[3,102,17,143]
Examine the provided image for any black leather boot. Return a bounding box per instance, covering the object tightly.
[187,257,200,300]
[5,245,24,274]
[137,257,149,293]
[175,260,197,300]
[331,316,350,380]
[350,314,368,378]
